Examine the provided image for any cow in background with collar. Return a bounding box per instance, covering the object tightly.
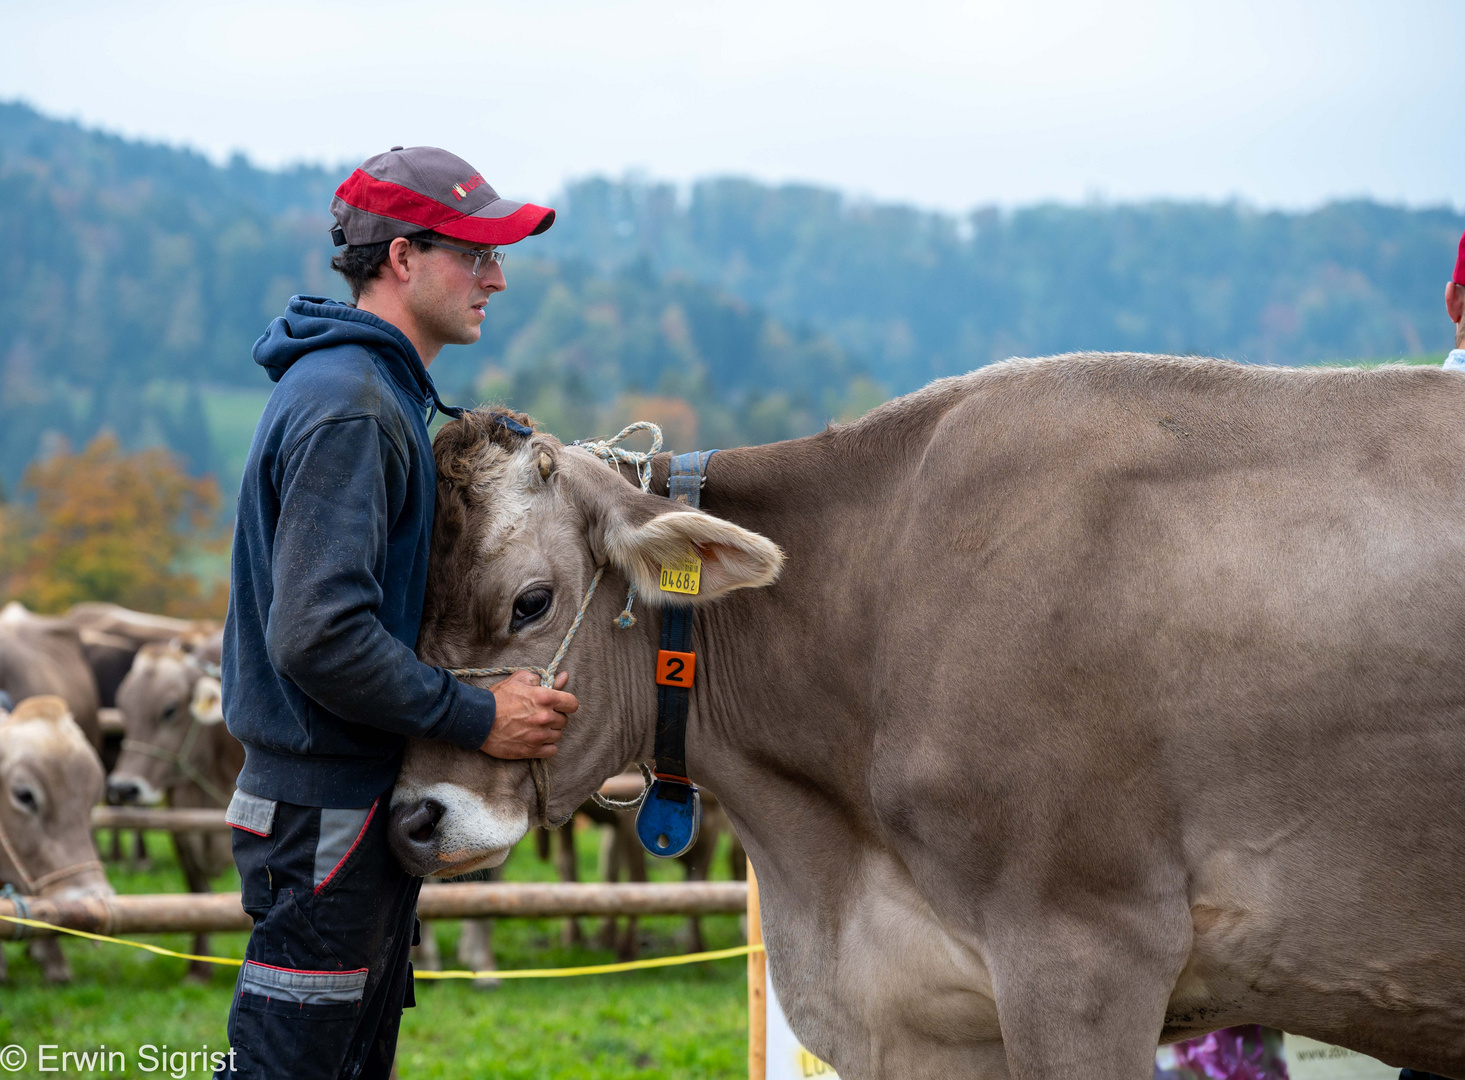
[0,695,113,984]
[109,642,241,982]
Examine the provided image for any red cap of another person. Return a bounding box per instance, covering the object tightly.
[1456,229,1465,286]
[330,146,554,248]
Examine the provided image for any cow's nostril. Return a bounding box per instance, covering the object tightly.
[106,779,140,806]
[404,799,445,844]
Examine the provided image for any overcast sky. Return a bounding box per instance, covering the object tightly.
[1,0,1460,213]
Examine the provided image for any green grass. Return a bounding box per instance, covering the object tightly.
[199,386,272,503]
[1,826,748,1079]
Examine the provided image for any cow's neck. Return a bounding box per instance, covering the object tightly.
[647,405,947,872]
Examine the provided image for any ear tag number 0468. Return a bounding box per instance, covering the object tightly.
[659,552,701,595]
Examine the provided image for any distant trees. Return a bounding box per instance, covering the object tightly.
[5,100,1465,498]
[0,434,226,617]
[476,262,870,448]
[540,178,1465,391]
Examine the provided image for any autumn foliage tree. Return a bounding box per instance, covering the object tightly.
[0,434,227,617]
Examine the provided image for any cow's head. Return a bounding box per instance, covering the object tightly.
[389,410,782,877]
[109,644,221,806]
[0,695,112,899]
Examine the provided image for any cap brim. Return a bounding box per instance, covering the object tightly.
[435,198,556,246]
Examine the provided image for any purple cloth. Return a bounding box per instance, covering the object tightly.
[1157,1026,1289,1080]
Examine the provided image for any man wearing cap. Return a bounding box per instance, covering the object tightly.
[217,147,576,1079]
[1443,229,1465,371]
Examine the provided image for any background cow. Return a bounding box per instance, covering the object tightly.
[109,643,240,981]
[389,360,1465,1080]
[0,695,113,983]
[66,604,221,866]
[0,603,102,749]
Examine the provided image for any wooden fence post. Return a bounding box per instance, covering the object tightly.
[748,862,766,1080]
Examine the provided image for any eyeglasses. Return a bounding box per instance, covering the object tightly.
[417,237,506,278]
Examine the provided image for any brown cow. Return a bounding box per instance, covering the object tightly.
[0,695,113,983]
[0,603,102,749]
[64,603,221,721]
[66,607,221,866]
[389,357,1465,1079]
[65,602,217,647]
[110,643,241,981]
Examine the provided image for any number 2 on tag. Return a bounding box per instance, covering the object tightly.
[659,553,702,595]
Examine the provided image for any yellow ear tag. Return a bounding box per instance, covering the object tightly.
[658,551,702,595]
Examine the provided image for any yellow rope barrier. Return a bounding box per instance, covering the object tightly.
[0,914,237,967]
[415,943,761,980]
[0,913,764,979]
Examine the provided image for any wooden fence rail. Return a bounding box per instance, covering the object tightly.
[93,807,227,831]
[91,774,658,833]
[0,882,749,940]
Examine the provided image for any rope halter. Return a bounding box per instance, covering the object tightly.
[449,422,666,826]
[119,720,232,808]
[116,660,232,809]
[574,422,663,630]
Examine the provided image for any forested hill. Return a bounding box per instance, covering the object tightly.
[537,178,1465,389]
[2,99,1461,494]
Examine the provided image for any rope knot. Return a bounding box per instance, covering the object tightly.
[574,422,663,496]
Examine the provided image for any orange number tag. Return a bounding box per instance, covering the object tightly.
[655,649,696,687]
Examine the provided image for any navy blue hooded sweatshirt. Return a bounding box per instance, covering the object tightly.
[222,296,496,808]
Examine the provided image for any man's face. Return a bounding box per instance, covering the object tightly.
[402,240,507,349]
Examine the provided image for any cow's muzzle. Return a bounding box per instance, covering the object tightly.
[387,782,528,878]
[106,774,164,807]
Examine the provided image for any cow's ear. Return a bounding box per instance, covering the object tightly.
[607,508,783,601]
[563,449,783,602]
[190,676,224,725]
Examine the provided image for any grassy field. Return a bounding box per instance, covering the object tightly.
[1,824,748,1079]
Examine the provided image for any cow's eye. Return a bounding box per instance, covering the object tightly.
[11,785,38,814]
[160,703,179,722]
[510,589,553,631]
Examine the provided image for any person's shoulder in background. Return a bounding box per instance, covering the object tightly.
[1445,231,1465,370]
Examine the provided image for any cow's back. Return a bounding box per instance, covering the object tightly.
[863,355,1465,1059]
[861,360,1465,1060]
[0,606,102,748]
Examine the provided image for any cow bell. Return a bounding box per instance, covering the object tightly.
[636,777,701,858]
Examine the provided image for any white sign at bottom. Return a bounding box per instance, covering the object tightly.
[765,974,840,1080]
[1283,1033,1398,1080]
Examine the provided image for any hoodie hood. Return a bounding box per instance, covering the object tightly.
[252,296,463,418]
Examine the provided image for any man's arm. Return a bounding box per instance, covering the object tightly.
[263,416,573,756]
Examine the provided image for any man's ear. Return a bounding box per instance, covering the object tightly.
[1448,281,1465,326]
[190,676,225,725]
[561,448,783,602]
[387,236,418,285]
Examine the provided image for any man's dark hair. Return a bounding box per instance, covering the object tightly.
[330,231,436,302]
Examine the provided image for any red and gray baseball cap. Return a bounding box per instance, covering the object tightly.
[330,146,555,247]
[1455,228,1465,286]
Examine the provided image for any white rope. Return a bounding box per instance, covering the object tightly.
[574,422,664,629]
[448,422,666,823]
[575,421,663,495]
[451,566,607,825]
[119,718,232,808]
[570,422,665,806]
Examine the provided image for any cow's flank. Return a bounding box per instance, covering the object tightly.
[395,355,1465,1080]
